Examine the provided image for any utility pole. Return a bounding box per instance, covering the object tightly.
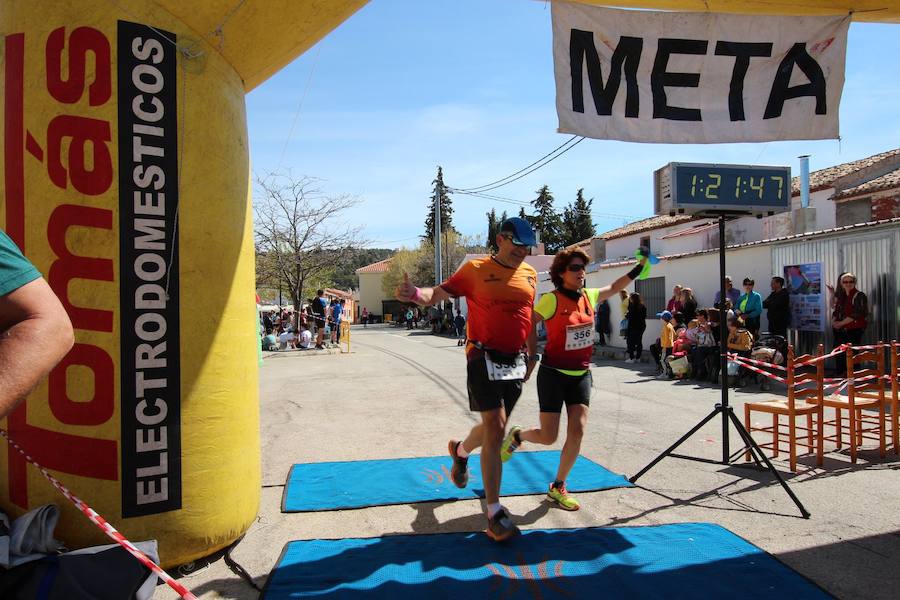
[434,183,443,287]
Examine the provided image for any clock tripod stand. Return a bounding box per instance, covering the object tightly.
[629,214,810,519]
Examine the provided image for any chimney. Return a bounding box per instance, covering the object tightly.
[793,155,817,234]
[590,238,606,262]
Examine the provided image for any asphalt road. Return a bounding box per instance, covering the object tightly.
[160,324,900,599]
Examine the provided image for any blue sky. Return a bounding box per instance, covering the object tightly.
[246,0,900,248]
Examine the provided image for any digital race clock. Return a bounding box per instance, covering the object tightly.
[654,162,791,217]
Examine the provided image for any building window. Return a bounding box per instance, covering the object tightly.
[640,236,651,254]
[635,276,665,317]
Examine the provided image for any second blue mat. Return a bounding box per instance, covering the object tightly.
[262,523,830,599]
[282,450,632,511]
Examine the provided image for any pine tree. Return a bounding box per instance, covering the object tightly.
[423,166,454,241]
[561,188,597,247]
[486,208,500,252]
[531,185,564,253]
[518,206,528,220]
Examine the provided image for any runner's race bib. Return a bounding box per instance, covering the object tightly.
[565,322,594,351]
[485,353,527,381]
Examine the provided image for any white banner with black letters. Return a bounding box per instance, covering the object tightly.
[552,3,849,143]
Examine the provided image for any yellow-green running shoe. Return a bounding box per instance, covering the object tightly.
[547,483,580,511]
[500,426,522,463]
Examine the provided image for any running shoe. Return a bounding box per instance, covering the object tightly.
[447,440,469,488]
[500,426,522,463]
[547,483,580,511]
[486,507,520,542]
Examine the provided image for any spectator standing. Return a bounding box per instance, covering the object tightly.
[406,307,414,330]
[595,299,611,346]
[624,292,647,363]
[832,273,868,374]
[666,285,683,314]
[680,288,697,322]
[311,289,327,349]
[736,278,763,339]
[651,310,676,377]
[454,310,466,346]
[763,277,790,339]
[361,306,369,327]
[714,276,741,308]
[333,299,345,343]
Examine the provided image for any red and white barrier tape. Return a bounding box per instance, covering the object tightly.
[733,353,788,371]
[727,355,787,383]
[0,428,197,600]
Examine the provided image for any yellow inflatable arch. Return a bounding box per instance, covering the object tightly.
[0,0,896,568]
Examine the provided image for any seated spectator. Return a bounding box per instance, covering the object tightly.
[689,310,718,380]
[650,310,676,378]
[262,328,278,351]
[727,316,754,386]
[279,328,297,350]
[298,325,313,349]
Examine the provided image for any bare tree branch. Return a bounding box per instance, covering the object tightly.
[254,171,366,323]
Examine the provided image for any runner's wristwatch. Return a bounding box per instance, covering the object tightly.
[527,354,541,363]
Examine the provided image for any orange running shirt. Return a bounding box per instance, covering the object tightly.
[440,256,537,357]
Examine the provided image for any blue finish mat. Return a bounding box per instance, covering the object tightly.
[282,451,632,512]
[262,523,830,599]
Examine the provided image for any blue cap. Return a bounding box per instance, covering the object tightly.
[657,310,673,320]
[499,217,537,247]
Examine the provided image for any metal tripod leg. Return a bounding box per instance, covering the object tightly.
[629,407,722,483]
[727,409,811,519]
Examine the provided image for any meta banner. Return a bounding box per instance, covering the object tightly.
[552,4,849,143]
[117,20,182,517]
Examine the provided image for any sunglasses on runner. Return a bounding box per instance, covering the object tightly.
[567,263,586,272]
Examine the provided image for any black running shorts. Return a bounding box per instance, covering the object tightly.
[466,356,522,414]
[536,365,592,413]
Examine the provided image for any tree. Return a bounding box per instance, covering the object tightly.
[330,248,395,290]
[382,233,488,299]
[423,166,455,241]
[561,188,596,247]
[531,185,564,253]
[486,208,500,252]
[254,172,364,326]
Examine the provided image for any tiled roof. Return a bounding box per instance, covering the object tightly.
[600,214,699,240]
[659,221,718,239]
[355,257,393,274]
[790,148,900,195]
[565,214,699,254]
[834,167,900,201]
[325,288,353,298]
[594,217,900,268]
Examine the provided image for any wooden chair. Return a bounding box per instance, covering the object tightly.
[889,342,900,455]
[744,344,824,472]
[822,344,888,463]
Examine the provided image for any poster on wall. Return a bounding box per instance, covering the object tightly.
[784,263,824,332]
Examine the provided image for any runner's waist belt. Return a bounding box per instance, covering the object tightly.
[469,340,523,366]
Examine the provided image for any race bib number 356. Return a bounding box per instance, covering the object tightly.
[565,323,593,351]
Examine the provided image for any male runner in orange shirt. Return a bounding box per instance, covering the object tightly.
[397,217,537,541]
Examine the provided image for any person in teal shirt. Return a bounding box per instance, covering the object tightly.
[0,229,74,419]
[736,277,763,339]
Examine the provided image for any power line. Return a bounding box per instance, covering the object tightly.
[451,188,638,221]
[464,136,586,193]
[455,135,584,193]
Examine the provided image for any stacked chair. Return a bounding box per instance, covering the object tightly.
[821,343,890,463]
